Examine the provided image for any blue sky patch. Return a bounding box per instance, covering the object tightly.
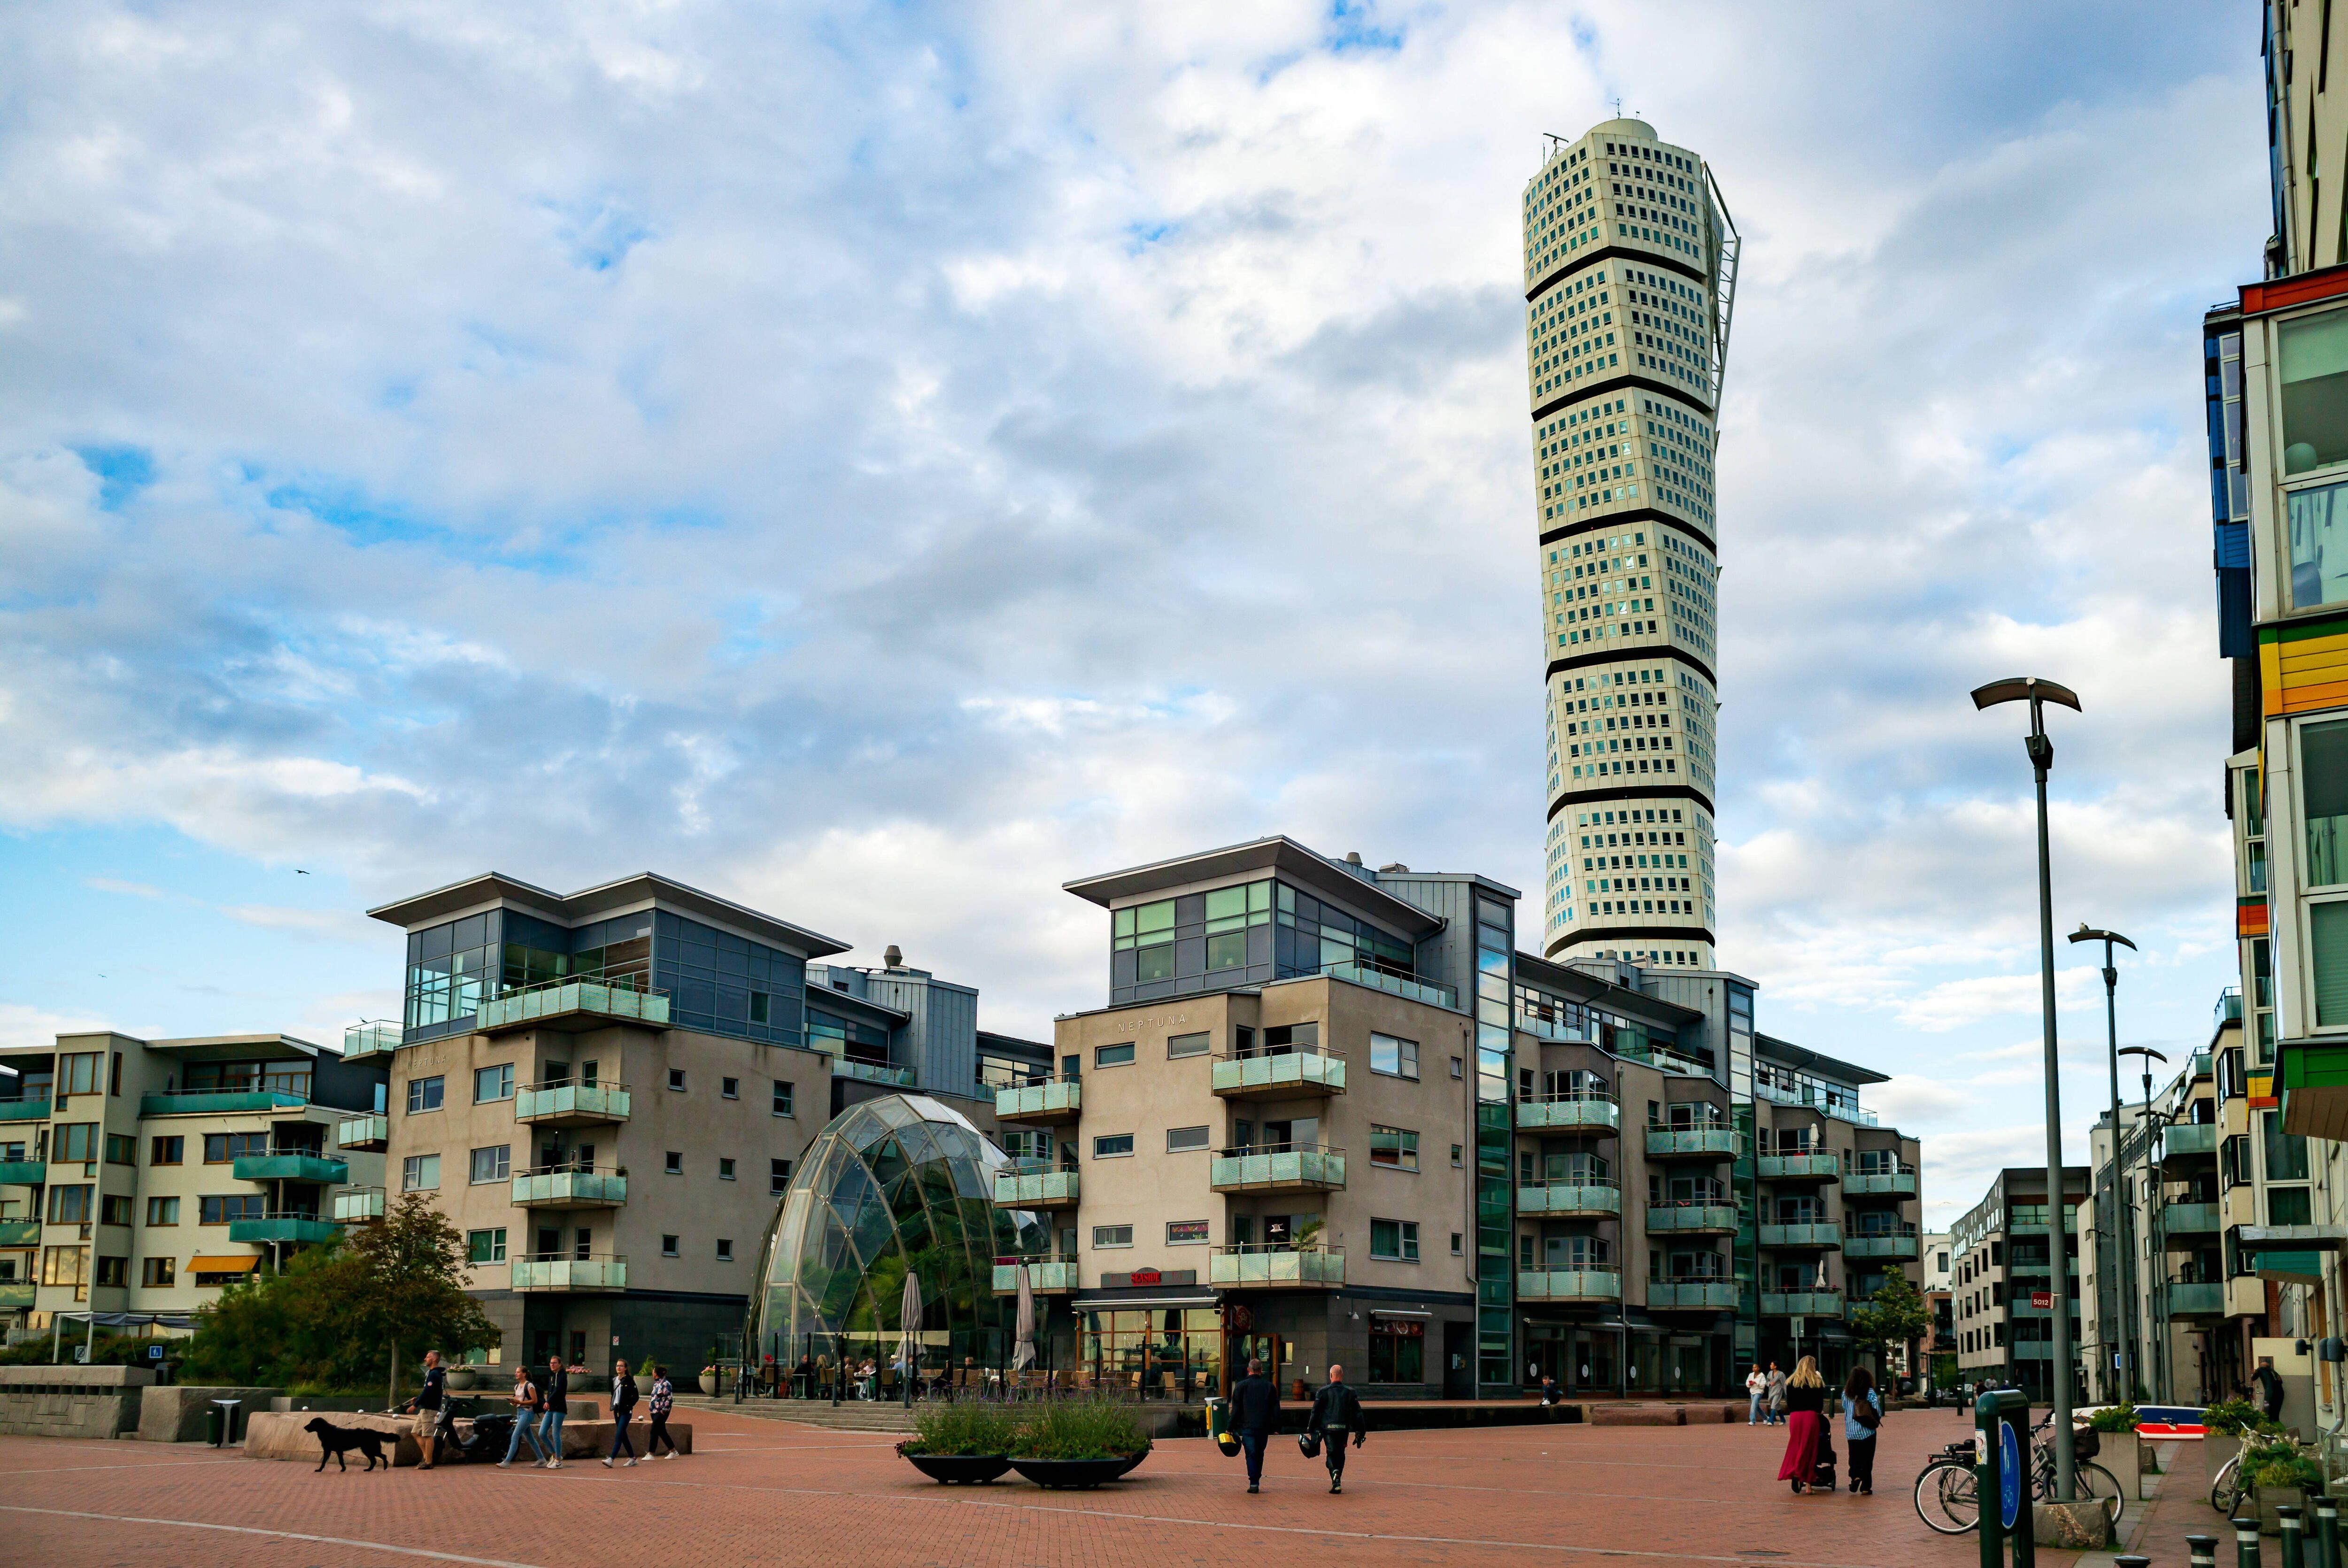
[74,445,154,511]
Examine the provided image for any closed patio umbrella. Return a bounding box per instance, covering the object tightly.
[900,1271,923,1408]
[1013,1263,1036,1375]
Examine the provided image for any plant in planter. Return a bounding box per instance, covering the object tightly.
[1008,1397,1152,1488]
[699,1363,722,1396]
[2086,1401,2139,1433]
[898,1401,1022,1483]
[2201,1398,2264,1437]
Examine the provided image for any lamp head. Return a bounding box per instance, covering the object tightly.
[2068,927,2137,951]
[1970,676,2082,713]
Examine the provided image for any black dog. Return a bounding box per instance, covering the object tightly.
[307,1417,391,1473]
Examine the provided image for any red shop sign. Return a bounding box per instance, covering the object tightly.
[2030,1291,2055,1311]
[1129,1269,1162,1286]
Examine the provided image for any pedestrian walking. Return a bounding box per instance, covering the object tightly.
[497,1362,549,1468]
[1776,1356,1827,1494]
[541,1354,569,1468]
[402,1350,447,1470]
[1840,1366,1881,1495]
[1745,1364,1767,1425]
[1307,1364,1366,1494]
[647,1365,682,1459]
[1765,1361,1787,1426]
[1229,1357,1280,1493]
[604,1359,640,1468]
[2253,1356,2286,1425]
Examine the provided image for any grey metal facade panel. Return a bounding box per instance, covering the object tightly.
[1380,874,1509,1002]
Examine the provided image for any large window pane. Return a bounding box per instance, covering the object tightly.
[2306,722,2348,885]
[2281,307,2348,475]
[2290,482,2348,608]
[2312,900,2348,1027]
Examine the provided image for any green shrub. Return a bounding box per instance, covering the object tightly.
[1010,1398,1151,1461]
[902,1401,1021,1457]
[2202,1398,2264,1437]
[2086,1401,2139,1433]
[2249,1442,2323,1494]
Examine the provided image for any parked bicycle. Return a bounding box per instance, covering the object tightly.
[1913,1417,2124,1536]
[2209,1431,2329,1516]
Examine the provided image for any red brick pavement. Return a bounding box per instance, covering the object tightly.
[0,1404,2083,1568]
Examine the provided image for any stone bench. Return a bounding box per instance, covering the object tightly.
[1590,1406,1683,1426]
[0,1365,155,1439]
[243,1410,692,1465]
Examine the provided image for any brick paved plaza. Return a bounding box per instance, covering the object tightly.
[0,1403,2086,1568]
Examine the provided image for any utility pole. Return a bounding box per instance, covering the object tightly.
[2121,1046,2169,1402]
[2071,927,2138,1398]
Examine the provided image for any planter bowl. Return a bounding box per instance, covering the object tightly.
[445,1368,481,1391]
[1011,1455,1144,1489]
[903,1452,1014,1484]
[699,1374,720,1396]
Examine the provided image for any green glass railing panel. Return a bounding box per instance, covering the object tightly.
[1760,1222,1841,1248]
[1209,1151,1345,1189]
[1516,1268,1622,1301]
[140,1091,307,1117]
[1645,1128,1740,1158]
[0,1162,47,1187]
[1845,1234,1920,1259]
[511,1258,627,1290]
[1761,1290,1844,1316]
[509,1170,628,1206]
[1647,1280,1738,1310]
[1212,1053,1346,1095]
[232,1154,349,1184]
[2163,1123,2219,1158]
[1845,1171,1918,1196]
[0,1280,32,1307]
[228,1215,340,1245]
[1756,1153,1841,1179]
[995,1080,1081,1120]
[0,1100,49,1123]
[1208,1250,1345,1287]
[0,1219,38,1246]
[2166,1281,2225,1315]
[992,1170,1081,1207]
[2163,1202,2220,1232]
[480,984,671,1031]
[990,1261,1078,1293]
[1518,1184,1620,1215]
[332,1189,386,1223]
[1516,1098,1621,1131]
[1646,1204,1737,1231]
[514,1083,633,1122]
[337,1114,388,1148]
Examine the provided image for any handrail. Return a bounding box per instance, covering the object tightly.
[997,1071,1079,1089]
[498,969,659,999]
[1213,1242,1342,1256]
[1214,1141,1344,1159]
[1850,1221,1920,1238]
[998,1158,1079,1177]
[517,1251,626,1264]
[1526,1176,1620,1189]
[1647,1116,1729,1132]
[1522,1086,1617,1104]
[1218,1042,1346,1060]
[529,1077,631,1092]
[523,1161,624,1177]
[1647,1194,1727,1207]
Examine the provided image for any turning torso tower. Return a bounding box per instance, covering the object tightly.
[1521,117,1738,970]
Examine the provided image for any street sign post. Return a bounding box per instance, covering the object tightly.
[1976,1387,2036,1567]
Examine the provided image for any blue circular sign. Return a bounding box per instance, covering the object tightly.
[1998,1420,2023,1531]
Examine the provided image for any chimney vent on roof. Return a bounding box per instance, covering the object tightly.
[1345,852,1363,865]
[883,945,903,970]
[1378,863,1409,874]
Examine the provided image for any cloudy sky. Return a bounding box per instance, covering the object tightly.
[0,1,2270,1226]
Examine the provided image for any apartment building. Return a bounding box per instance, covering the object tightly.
[364,871,1044,1378]
[1951,1167,2090,1404]
[1922,1230,1954,1389]
[0,1031,387,1335]
[994,835,1920,1400]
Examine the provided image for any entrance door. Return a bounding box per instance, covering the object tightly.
[1443,1322,1472,1399]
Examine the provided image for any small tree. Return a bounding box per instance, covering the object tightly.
[1848,1272,1934,1381]
[343,1193,500,1403]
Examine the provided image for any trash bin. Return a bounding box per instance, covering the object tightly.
[205,1405,224,1447]
[210,1398,242,1448]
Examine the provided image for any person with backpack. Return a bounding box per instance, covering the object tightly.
[497,1360,549,1468]
[1840,1366,1882,1495]
[604,1359,640,1468]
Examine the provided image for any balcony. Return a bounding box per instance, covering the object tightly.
[514,1081,633,1127]
[836,1058,918,1088]
[992,1166,1080,1209]
[475,976,670,1035]
[0,1219,37,1246]
[332,1187,385,1223]
[1845,1169,1918,1198]
[232,1152,349,1185]
[1758,1152,1841,1182]
[2163,1201,2221,1237]
[1209,1143,1346,1194]
[227,1211,341,1245]
[511,1254,627,1291]
[337,1114,388,1152]
[1645,1201,1737,1233]
[2166,1280,2226,1319]
[2160,1122,2219,1168]
[342,1021,400,1063]
[1519,1181,1621,1218]
[990,1259,1079,1295]
[2279,1035,2348,1141]
[510,1167,627,1208]
[0,1280,32,1308]
[1516,1091,1620,1133]
[1846,1230,1921,1261]
[1321,961,1458,1011]
[140,1089,307,1118]
[0,1098,48,1124]
[1212,1048,1346,1100]
[1648,1279,1738,1311]
[1517,1267,1622,1303]
[994,1076,1081,1124]
[1645,1125,1740,1160]
[1760,1221,1841,1250]
[1210,1245,1345,1289]
[0,1162,46,1187]
[1761,1289,1844,1317]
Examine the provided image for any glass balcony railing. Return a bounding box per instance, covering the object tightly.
[232,1151,348,1184]
[992,1166,1080,1208]
[0,1161,46,1187]
[514,1081,633,1125]
[510,1167,627,1207]
[141,1089,308,1117]
[2215,988,2243,1028]
[2166,1280,2225,1317]
[1645,1200,1737,1232]
[332,1187,385,1223]
[2163,1201,2221,1233]
[1516,1091,1620,1132]
[1758,1151,1841,1181]
[836,1058,918,1087]
[1210,1245,1345,1288]
[476,976,669,1033]
[1647,1279,1738,1310]
[2163,1123,2219,1161]
[995,1075,1082,1122]
[337,1114,388,1150]
[1845,1168,1918,1197]
[1517,1267,1622,1302]
[1761,1289,1844,1317]
[0,1281,34,1308]
[511,1254,627,1291]
[0,1097,49,1124]
[1645,1125,1741,1159]
[990,1258,1079,1294]
[1320,961,1459,1011]
[1845,1231,1921,1260]
[1754,1081,1878,1126]
[343,1021,401,1062]
[1518,1181,1621,1216]
[1213,1047,1345,1099]
[227,1211,341,1245]
[1760,1221,1841,1249]
[0,1218,39,1246]
[1209,1143,1346,1192]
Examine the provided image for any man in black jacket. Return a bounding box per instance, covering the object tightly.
[541,1354,570,1469]
[1228,1358,1280,1493]
[402,1350,447,1470]
[1307,1364,1365,1494]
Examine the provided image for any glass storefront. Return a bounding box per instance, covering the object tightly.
[1080,1307,1221,1398]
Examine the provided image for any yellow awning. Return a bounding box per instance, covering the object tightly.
[187,1255,261,1273]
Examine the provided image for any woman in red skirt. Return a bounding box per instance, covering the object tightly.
[1775,1356,1829,1493]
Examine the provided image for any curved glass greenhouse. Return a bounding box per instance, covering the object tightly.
[745,1094,1046,1373]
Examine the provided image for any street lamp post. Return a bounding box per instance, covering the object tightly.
[1972,675,2083,1502]
[2120,1045,2169,1402]
[2070,926,2139,1400]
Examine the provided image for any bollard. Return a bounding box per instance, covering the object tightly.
[2238,1515,2266,1568]
[2185,1530,2218,1568]
[2285,1504,2308,1568]
[2317,1492,2341,1568]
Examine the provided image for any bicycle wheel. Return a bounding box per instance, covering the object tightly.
[1915,1459,1979,1535]
[2072,1461,2124,1527]
[2209,1452,2244,1515]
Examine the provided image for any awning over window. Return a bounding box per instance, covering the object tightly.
[188,1255,261,1274]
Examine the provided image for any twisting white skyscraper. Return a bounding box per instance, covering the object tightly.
[1522,117,1738,969]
